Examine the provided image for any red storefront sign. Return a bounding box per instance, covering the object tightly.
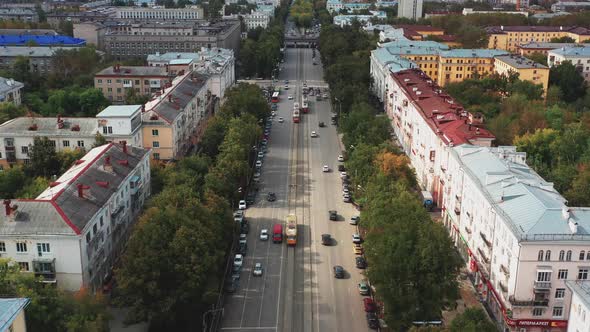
[515,319,568,328]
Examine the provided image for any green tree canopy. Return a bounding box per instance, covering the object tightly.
[549,61,588,103]
[449,308,496,332]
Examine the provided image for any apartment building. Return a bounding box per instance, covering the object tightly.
[333,11,387,27]
[517,42,578,56]
[0,142,151,292]
[0,7,38,22]
[0,77,24,106]
[551,1,590,12]
[566,281,590,332]
[94,64,172,103]
[326,0,371,13]
[398,0,423,20]
[437,49,509,86]
[0,46,83,74]
[142,72,214,160]
[548,46,590,82]
[486,26,590,52]
[103,20,241,59]
[384,69,494,199]
[96,105,144,147]
[494,54,550,94]
[0,298,29,332]
[46,9,114,28]
[243,10,271,30]
[115,6,204,20]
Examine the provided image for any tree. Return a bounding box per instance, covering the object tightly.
[124,88,149,105]
[16,177,50,198]
[93,133,107,148]
[57,148,87,173]
[26,137,61,178]
[0,167,27,198]
[0,102,27,123]
[525,52,548,66]
[549,61,587,103]
[449,308,496,332]
[565,163,590,206]
[550,36,575,43]
[456,25,487,48]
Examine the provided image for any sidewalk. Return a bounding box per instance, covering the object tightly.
[442,268,487,325]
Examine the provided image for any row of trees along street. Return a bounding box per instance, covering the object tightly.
[238,2,289,78]
[290,0,314,28]
[318,20,496,330]
[113,83,270,331]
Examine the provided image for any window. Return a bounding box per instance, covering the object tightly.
[152,129,159,136]
[37,243,50,255]
[86,232,91,243]
[537,271,551,282]
[97,79,102,84]
[587,251,590,260]
[558,269,568,279]
[559,250,565,261]
[538,250,544,261]
[100,216,104,227]
[0,242,5,252]
[49,140,56,147]
[16,242,27,252]
[578,268,589,280]
[153,153,160,160]
[63,140,70,147]
[552,306,563,317]
[93,223,97,235]
[567,250,572,261]
[77,141,85,147]
[21,146,28,154]
[103,126,113,134]
[545,250,551,261]
[153,141,160,148]
[532,308,543,316]
[581,251,586,261]
[107,79,112,84]
[18,262,29,271]
[555,288,565,299]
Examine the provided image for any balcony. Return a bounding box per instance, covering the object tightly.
[509,296,549,307]
[33,258,56,283]
[534,281,552,291]
[129,175,142,195]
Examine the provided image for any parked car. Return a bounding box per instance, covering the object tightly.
[238,242,247,255]
[329,210,337,221]
[352,234,362,244]
[239,233,247,245]
[353,243,363,255]
[260,229,269,241]
[225,277,239,293]
[355,256,367,269]
[366,313,379,329]
[318,121,325,127]
[256,160,262,168]
[350,216,360,225]
[338,154,345,162]
[311,131,318,137]
[333,265,344,278]
[358,279,370,295]
[233,254,243,268]
[363,298,377,312]
[343,194,351,203]
[238,200,247,210]
[338,164,345,172]
[253,263,263,276]
[267,192,277,202]
[321,234,332,245]
[340,171,348,179]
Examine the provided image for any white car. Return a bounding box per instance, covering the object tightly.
[258,152,264,158]
[288,95,293,100]
[323,165,330,172]
[271,111,276,116]
[234,254,244,267]
[338,155,344,162]
[253,263,263,276]
[238,200,247,210]
[285,85,290,90]
[340,171,347,179]
[352,234,362,244]
[278,117,284,123]
[260,229,269,241]
[256,160,262,168]
[343,188,350,196]
[239,233,247,245]
[311,131,318,137]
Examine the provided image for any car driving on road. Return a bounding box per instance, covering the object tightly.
[253,263,263,276]
[260,229,269,241]
[329,210,337,221]
[333,265,344,278]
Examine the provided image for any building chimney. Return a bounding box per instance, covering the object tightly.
[57,115,64,129]
[104,156,114,173]
[4,199,11,216]
[77,183,90,198]
[122,141,127,154]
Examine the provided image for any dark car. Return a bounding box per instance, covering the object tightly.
[321,234,332,245]
[267,192,276,202]
[329,210,337,221]
[246,192,256,205]
[318,121,325,127]
[240,221,249,234]
[338,164,345,172]
[238,242,247,255]
[224,278,239,293]
[356,256,367,269]
[333,265,344,278]
[366,313,379,329]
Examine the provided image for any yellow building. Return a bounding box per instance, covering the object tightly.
[486,26,590,52]
[142,72,213,161]
[494,54,550,95]
[0,298,30,332]
[436,49,509,86]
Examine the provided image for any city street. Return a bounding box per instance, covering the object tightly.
[221,47,371,332]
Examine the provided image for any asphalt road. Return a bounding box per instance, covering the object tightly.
[221,47,371,332]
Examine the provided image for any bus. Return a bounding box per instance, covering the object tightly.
[286,214,297,246]
[273,223,283,243]
[271,92,280,103]
[293,109,300,123]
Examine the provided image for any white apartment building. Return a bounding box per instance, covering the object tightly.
[566,281,590,332]
[0,77,24,106]
[96,105,144,148]
[115,6,204,20]
[397,0,423,20]
[548,46,590,82]
[0,143,151,292]
[243,10,271,30]
[147,48,235,100]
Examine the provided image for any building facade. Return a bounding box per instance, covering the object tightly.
[0,298,30,332]
[517,42,578,56]
[551,1,590,12]
[486,26,590,52]
[437,49,509,86]
[0,46,83,74]
[398,0,423,20]
[116,6,204,20]
[0,77,24,106]
[243,10,271,30]
[103,20,241,59]
[96,105,144,147]
[94,64,172,103]
[142,72,215,160]
[0,143,151,292]
[548,46,590,82]
[565,281,590,332]
[494,54,550,94]
[0,7,38,22]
